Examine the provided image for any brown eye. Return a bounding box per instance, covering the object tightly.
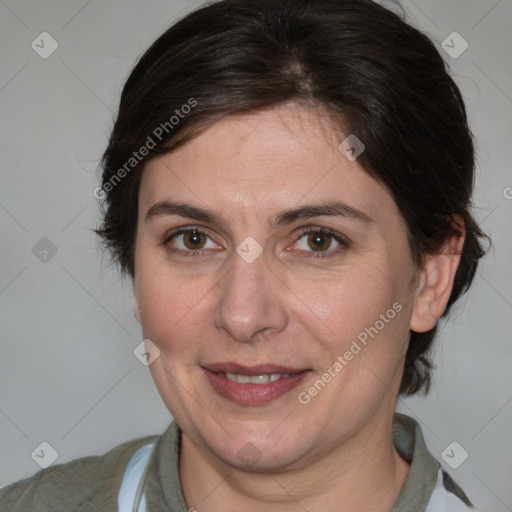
[182,230,207,250]
[306,232,332,251]
[294,227,349,258]
[164,228,220,256]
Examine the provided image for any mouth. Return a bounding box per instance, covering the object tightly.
[201,362,312,405]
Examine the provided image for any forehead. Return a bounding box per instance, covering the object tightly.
[139,104,396,224]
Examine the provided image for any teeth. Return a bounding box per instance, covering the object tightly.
[224,372,292,384]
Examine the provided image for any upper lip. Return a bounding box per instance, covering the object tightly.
[202,362,309,375]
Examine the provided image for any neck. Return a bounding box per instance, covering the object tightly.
[179,412,410,512]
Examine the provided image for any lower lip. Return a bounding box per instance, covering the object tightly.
[202,368,311,405]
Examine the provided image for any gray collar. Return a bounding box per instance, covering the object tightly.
[391,412,441,511]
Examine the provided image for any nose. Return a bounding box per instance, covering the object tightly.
[213,248,288,343]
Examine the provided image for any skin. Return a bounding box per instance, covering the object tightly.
[133,102,464,511]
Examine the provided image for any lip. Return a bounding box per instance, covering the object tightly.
[201,363,312,405]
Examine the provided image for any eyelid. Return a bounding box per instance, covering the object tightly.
[163,225,216,244]
[162,226,221,256]
[291,226,350,258]
[297,226,350,245]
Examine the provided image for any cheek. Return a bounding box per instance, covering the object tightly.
[302,262,412,386]
[135,263,210,358]
[310,263,401,334]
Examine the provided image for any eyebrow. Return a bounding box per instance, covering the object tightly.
[145,200,373,229]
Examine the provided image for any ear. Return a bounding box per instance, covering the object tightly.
[133,296,142,324]
[410,216,465,333]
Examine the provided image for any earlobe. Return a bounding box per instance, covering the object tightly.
[133,297,142,324]
[410,217,465,333]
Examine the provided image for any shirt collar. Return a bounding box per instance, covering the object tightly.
[391,412,441,512]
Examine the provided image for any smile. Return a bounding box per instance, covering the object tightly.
[201,363,311,405]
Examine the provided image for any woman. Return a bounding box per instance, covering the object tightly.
[0,0,488,510]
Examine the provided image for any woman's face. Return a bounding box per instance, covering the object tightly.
[134,103,420,471]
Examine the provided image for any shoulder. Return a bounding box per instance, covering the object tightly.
[0,433,160,512]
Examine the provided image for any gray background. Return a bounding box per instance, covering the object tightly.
[0,1,511,510]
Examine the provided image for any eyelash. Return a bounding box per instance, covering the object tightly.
[162,226,350,259]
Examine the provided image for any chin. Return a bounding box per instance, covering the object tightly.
[217,444,303,473]
[199,424,310,473]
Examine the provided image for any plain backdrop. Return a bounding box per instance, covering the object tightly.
[1,1,511,510]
